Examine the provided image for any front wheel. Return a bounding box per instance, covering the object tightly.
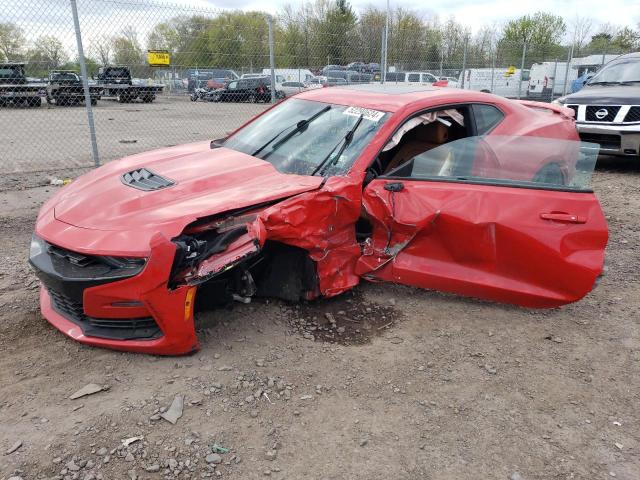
[247,94,256,103]
[190,94,198,102]
[90,98,97,106]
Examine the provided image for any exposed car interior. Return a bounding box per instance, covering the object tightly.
[370,106,470,178]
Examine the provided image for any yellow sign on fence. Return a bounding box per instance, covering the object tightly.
[504,65,516,77]
[147,50,170,67]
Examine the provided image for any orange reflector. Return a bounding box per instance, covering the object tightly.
[184,287,196,321]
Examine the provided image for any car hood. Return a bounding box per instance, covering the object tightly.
[52,142,323,235]
[562,85,640,105]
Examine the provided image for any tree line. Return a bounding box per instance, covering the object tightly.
[1,1,639,78]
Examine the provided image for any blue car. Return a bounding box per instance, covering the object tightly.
[571,72,594,93]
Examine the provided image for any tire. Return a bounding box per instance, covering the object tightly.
[90,98,97,106]
[117,94,127,103]
[190,94,197,102]
[142,95,153,103]
[46,95,53,105]
[533,163,564,185]
[248,94,256,103]
[28,97,42,108]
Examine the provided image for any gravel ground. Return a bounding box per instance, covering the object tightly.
[0,157,638,480]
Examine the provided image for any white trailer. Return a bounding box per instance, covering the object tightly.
[457,68,530,99]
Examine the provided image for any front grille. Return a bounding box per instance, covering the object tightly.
[121,168,174,191]
[49,288,84,323]
[48,288,161,340]
[624,106,640,123]
[585,105,620,122]
[579,133,621,150]
[88,317,158,330]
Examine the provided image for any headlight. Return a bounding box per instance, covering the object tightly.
[29,234,45,259]
[552,96,566,105]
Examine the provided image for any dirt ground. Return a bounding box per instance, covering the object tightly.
[0,157,639,480]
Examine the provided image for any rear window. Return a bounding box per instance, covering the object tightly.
[106,68,128,77]
[473,105,504,135]
[385,135,599,192]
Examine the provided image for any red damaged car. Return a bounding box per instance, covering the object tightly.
[30,85,608,355]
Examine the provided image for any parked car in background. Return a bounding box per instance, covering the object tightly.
[186,68,238,92]
[384,71,438,85]
[571,72,595,93]
[211,76,283,102]
[365,63,381,73]
[433,76,460,88]
[554,52,640,158]
[0,62,46,107]
[320,64,345,75]
[279,81,322,97]
[30,84,607,355]
[346,62,367,73]
[307,76,348,87]
[46,70,101,106]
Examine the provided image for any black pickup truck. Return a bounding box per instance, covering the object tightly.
[95,66,164,103]
[46,70,102,106]
[555,52,640,158]
[0,63,46,107]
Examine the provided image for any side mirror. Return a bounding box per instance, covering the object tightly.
[210,137,227,149]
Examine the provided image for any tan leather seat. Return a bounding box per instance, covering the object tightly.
[384,122,450,174]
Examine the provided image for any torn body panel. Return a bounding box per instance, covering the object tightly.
[359,179,608,308]
[252,176,363,298]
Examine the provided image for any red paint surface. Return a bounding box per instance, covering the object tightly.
[33,87,608,354]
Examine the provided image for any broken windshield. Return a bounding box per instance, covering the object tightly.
[223,98,389,176]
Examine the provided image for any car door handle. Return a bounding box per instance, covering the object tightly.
[540,212,586,224]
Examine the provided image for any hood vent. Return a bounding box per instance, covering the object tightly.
[121,168,174,191]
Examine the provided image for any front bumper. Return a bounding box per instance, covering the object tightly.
[30,235,199,355]
[576,123,640,156]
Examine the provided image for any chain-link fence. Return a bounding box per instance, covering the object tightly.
[0,0,636,181]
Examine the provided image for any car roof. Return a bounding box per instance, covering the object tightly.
[296,84,507,113]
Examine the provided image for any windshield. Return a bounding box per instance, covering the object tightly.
[106,68,128,77]
[224,98,389,176]
[588,58,640,84]
[0,67,22,77]
[51,72,78,81]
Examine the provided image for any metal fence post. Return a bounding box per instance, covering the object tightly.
[551,59,558,101]
[267,15,276,103]
[380,27,385,84]
[490,50,495,93]
[460,36,468,89]
[562,44,574,96]
[69,0,99,167]
[517,42,526,100]
[382,0,389,84]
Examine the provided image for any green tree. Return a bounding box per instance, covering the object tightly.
[0,22,26,62]
[27,35,69,76]
[112,27,143,69]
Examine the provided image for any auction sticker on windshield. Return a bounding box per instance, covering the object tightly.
[343,106,385,122]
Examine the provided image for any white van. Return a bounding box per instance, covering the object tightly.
[261,68,314,83]
[458,68,530,98]
[384,71,439,85]
[528,62,577,98]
